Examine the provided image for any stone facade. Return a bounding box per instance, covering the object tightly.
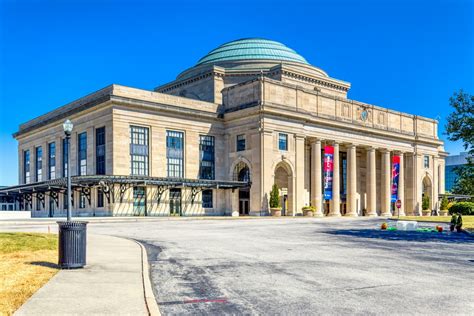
[12,39,447,217]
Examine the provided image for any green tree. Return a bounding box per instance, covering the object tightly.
[440,196,449,210]
[445,90,474,195]
[269,184,281,208]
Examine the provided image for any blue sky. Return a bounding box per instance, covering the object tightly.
[0,0,472,185]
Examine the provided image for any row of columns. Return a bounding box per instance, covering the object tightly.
[310,140,406,217]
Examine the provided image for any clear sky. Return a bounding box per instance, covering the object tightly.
[0,0,472,185]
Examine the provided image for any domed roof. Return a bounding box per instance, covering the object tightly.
[195,38,309,66]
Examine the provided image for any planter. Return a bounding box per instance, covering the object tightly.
[439,210,448,216]
[422,210,431,216]
[270,208,282,217]
[303,209,314,217]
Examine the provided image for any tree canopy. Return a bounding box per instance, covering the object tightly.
[445,90,474,195]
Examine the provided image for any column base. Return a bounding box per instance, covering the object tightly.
[393,210,406,217]
[365,213,378,217]
[380,212,392,217]
[344,212,358,217]
[313,212,324,218]
[328,213,341,217]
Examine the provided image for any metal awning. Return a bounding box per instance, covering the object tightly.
[0,175,249,196]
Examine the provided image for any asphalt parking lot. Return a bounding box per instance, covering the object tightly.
[2,217,473,315]
[96,218,473,315]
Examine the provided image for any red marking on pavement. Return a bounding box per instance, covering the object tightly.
[183,298,228,304]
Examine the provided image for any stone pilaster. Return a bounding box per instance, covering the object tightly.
[329,142,341,216]
[311,139,323,217]
[381,149,392,216]
[366,147,377,216]
[346,144,357,216]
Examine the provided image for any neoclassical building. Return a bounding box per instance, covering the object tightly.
[0,38,447,217]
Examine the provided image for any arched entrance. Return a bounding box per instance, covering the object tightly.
[233,161,251,215]
[422,175,432,211]
[274,161,294,216]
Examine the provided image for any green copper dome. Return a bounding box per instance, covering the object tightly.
[196,38,309,66]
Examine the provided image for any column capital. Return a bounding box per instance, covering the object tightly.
[294,134,306,140]
[309,138,322,145]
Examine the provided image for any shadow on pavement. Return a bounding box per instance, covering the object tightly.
[29,261,59,269]
[324,229,474,244]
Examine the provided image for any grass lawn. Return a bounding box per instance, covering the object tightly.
[393,216,474,232]
[0,233,58,315]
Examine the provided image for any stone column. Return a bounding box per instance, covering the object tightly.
[438,160,445,194]
[294,135,306,216]
[433,157,439,211]
[396,153,406,216]
[346,144,357,216]
[366,147,377,216]
[381,149,392,216]
[329,142,341,216]
[311,139,323,217]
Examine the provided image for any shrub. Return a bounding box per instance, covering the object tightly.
[448,202,474,216]
[422,196,430,210]
[302,206,316,211]
[269,184,281,209]
[440,196,449,210]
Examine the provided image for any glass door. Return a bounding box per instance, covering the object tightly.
[133,187,147,216]
[169,188,182,216]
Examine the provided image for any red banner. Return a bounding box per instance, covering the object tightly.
[323,146,334,200]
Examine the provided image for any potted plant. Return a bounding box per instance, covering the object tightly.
[269,184,281,216]
[302,206,315,217]
[439,196,449,216]
[422,196,430,216]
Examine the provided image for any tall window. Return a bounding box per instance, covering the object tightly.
[36,146,43,181]
[424,155,429,168]
[202,190,213,208]
[48,142,56,180]
[130,126,149,175]
[78,132,87,175]
[24,150,30,184]
[199,135,215,180]
[167,131,184,178]
[236,134,246,151]
[96,127,106,175]
[278,133,288,151]
[62,138,69,177]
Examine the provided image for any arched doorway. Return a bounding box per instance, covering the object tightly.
[233,161,251,215]
[422,175,432,211]
[274,161,294,216]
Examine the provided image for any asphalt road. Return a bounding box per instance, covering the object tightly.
[3,217,473,315]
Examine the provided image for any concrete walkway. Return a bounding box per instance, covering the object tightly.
[15,234,151,315]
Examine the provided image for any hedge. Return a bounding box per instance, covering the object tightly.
[448,202,474,216]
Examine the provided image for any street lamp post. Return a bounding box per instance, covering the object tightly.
[57,119,88,269]
[63,119,73,221]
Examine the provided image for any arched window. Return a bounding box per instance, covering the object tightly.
[233,161,250,183]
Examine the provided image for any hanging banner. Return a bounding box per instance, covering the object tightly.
[391,155,400,202]
[323,146,334,200]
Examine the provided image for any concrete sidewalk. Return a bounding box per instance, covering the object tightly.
[15,234,153,315]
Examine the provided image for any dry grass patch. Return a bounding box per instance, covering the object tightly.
[0,233,58,315]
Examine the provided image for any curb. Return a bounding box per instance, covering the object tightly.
[132,239,161,316]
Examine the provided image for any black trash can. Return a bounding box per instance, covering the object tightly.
[57,221,88,269]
